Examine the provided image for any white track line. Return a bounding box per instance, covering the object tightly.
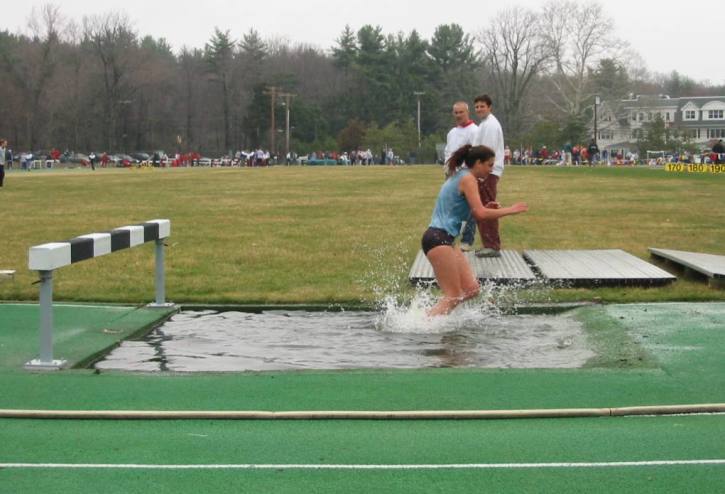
[1,460,724,470]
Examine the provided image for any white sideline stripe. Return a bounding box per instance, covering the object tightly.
[0,303,132,309]
[1,460,723,470]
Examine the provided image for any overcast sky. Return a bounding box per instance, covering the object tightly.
[4,0,724,85]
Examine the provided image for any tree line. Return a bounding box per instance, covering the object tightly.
[1,3,722,160]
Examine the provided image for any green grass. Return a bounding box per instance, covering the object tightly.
[0,165,723,304]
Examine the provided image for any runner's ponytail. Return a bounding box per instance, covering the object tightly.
[446,145,495,175]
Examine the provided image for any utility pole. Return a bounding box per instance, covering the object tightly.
[278,92,296,159]
[414,91,425,151]
[594,95,601,146]
[263,86,279,155]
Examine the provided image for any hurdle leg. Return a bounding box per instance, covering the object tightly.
[25,270,67,370]
[148,238,174,308]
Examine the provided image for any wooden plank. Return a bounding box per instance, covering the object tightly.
[409,250,536,285]
[0,270,15,282]
[409,250,433,284]
[465,250,537,282]
[524,249,675,286]
[649,248,725,280]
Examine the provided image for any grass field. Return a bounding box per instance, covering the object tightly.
[1,165,723,304]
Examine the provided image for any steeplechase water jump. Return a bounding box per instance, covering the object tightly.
[1,2,725,491]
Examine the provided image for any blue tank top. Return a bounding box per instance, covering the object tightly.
[429,169,471,236]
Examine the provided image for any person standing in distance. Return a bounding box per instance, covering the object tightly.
[443,102,478,251]
[422,145,528,316]
[472,94,505,258]
[713,139,724,164]
[0,139,6,187]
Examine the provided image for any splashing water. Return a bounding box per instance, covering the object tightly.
[356,240,559,334]
[373,281,520,334]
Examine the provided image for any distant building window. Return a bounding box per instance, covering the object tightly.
[598,131,613,140]
[684,110,697,120]
[684,129,700,139]
[708,128,725,138]
[666,112,670,121]
[639,112,645,121]
[648,112,653,121]
[631,113,637,121]
[707,110,724,119]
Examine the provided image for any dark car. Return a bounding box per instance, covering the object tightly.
[130,152,151,162]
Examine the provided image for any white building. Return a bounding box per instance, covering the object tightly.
[593,94,725,154]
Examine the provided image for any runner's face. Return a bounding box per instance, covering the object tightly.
[473,158,494,177]
[475,102,491,119]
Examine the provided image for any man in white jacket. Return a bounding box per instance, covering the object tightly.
[472,94,505,258]
[443,101,478,250]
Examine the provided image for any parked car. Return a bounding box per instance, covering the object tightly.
[130,152,150,162]
[106,154,121,166]
[67,153,90,166]
[117,154,137,167]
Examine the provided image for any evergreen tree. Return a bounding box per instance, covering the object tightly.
[427,24,476,74]
[205,28,236,151]
[591,58,631,102]
[427,24,480,131]
[240,28,266,63]
[352,25,394,125]
[388,30,431,125]
[332,25,357,70]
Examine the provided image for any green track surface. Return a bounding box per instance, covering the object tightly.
[0,303,175,369]
[1,416,723,493]
[1,302,723,492]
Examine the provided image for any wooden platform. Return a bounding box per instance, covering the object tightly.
[409,250,537,285]
[523,249,676,287]
[649,248,725,288]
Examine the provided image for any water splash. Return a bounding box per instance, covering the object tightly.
[373,281,515,334]
[356,240,558,334]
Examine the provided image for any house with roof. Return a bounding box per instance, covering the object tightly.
[592,94,725,154]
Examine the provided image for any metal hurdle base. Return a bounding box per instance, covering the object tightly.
[24,359,68,371]
[146,302,178,309]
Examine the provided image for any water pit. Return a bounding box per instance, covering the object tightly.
[95,305,595,372]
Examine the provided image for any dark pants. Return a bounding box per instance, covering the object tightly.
[476,174,500,250]
[0,164,4,186]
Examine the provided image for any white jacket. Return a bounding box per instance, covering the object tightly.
[473,113,504,177]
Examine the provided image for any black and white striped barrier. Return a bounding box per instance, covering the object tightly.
[25,219,172,370]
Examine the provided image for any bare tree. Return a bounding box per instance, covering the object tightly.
[0,4,63,149]
[48,18,87,149]
[177,47,204,151]
[540,1,625,118]
[478,6,550,139]
[83,12,137,150]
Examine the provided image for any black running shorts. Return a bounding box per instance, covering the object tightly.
[421,227,455,255]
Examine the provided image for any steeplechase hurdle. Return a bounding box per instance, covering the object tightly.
[25,219,172,370]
